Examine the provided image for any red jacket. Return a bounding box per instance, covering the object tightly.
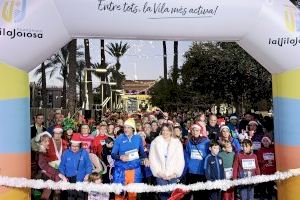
[38,153,60,181]
[233,152,260,179]
[47,138,68,161]
[256,147,276,175]
[92,134,108,158]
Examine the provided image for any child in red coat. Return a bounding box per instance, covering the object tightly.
[233,139,260,200]
[256,136,276,200]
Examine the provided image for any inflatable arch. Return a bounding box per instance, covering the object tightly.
[0,0,300,199]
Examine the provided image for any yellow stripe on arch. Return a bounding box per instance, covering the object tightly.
[0,62,29,100]
[0,187,30,200]
[272,67,300,99]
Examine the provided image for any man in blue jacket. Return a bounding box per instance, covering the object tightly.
[59,133,93,200]
[112,118,149,200]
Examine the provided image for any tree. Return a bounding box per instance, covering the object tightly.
[150,42,272,113]
[172,41,179,84]
[40,62,47,108]
[108,66,126,89]
[66,39,77,115]
[46,42,83,109]
[77,60,85,108]
[106,41,130,71]
[106,41,130,88]
[84,39,93,109]
[33,57,58,108]
[34,62,48,108]
[290,0,300,7]
[163,41,168,80]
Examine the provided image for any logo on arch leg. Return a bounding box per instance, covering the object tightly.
[284,6,300,32]
[1,0,27,24]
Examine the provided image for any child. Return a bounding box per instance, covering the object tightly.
[233,139,260,200]
[101,137,114,184]
[256,136,276,200]
[204,140,225,200]
[218,140,235,200]
[88,172,109,200]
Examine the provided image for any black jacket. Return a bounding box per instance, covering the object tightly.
[31,124,46,139]
[206,124,220,140]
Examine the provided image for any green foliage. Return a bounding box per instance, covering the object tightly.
[62,117,76,131]
[106,41,130,71]
[108,66,126,89]
[151,42,272,112]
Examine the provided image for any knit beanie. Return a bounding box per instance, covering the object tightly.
[124,118,136,132]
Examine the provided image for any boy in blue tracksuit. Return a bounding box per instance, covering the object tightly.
[111,118,148,200]
[204,140,225,200]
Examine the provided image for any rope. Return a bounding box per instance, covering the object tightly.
[0,168,299,194]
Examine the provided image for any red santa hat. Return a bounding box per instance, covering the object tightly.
[191,124,201,130]
[220,125,230,132]
[248,121,258,126]
[81,124,89,129]
[53,125,63,133]
[70,133,81,144]
[35,131,52,142]
[261,136,272,144]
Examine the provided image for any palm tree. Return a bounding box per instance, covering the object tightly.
[47,43,83,109]
[84,39,93,110]
[77,60,85,108]
[106,41,130,71]
[46,46,69,108]
[33,56,58,108]
[173,41,179,84]
[290,0,300,7]
[163,41,167,80]
[67,39,77,115]
[100,40,106,72]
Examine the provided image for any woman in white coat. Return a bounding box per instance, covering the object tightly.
[149,123,185,200]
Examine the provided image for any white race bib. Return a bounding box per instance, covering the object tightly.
[224,168,233,179]
[263,153,274,161]
[100,140,106,146]
[252,142,261,150]
[191,149,203,160]
[242,159,256,170]
[125,149,139,161]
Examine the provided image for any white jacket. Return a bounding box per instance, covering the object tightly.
[149,135,185,178]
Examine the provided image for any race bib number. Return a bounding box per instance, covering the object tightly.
[100,140,106,146]
[191,149,203,160]
[224,168,233,179]
[252,142,261,150]
[263,153,274,161]
[125,149,139,161]
[242,159,256,170]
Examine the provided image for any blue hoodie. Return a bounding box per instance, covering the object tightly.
[112,133,146,184]
[59,148,93,182]
[185,137,210,175]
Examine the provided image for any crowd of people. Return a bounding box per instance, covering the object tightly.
[30,108,276,200]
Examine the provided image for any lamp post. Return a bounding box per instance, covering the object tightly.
[83,68,107,111]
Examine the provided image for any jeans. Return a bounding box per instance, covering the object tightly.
[239,185,254,200]
[156,178,177,200]
[208,189,221,200]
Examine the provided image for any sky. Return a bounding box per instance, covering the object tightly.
[28,39,193,87]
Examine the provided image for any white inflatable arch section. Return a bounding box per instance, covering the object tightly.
[0,0,300,199]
